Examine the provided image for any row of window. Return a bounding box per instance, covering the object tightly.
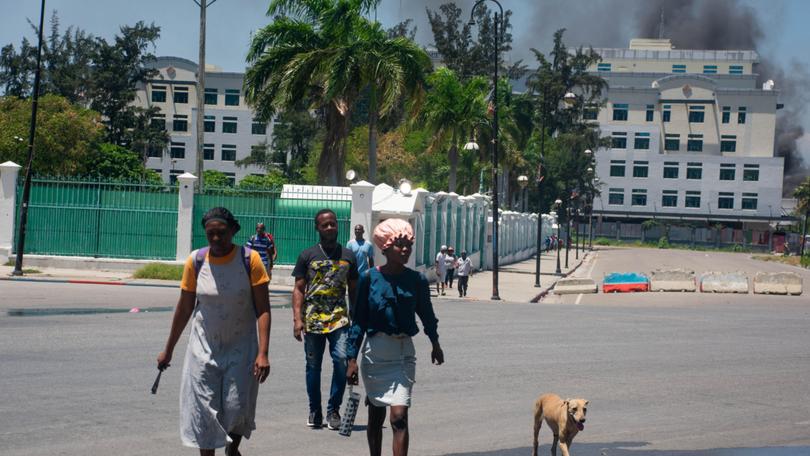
[607,188,759,210]
[597,63,745,75]
[610,132,737,153]
[150,85,241,106]
[151,115,267,135]
[611,104,746,124]
[609,160,760,181]
[148,142,266,162]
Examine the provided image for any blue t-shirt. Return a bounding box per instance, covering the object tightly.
[246,233,274,266]
[347,239,374,275]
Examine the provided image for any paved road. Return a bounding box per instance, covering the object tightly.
[1,252,809,455]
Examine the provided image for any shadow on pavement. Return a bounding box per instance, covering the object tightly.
[439,442,810,456]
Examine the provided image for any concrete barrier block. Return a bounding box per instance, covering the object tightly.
[650,269,696,292]
[700,272,749,293]
[753,272,803,295]
[603,272,649,293]
[554,278,598,295]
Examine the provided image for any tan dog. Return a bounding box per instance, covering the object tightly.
[532,393,588,456]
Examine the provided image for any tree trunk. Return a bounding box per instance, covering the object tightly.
[448,131,458,193]
[319,102,349,186]
[367,86,378,184]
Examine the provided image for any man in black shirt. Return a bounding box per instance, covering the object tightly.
[292,208,359,430]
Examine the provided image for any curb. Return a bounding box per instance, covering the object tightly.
[529,253,590,303]
[0,276,178,288]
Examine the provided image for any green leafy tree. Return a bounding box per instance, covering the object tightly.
[203,169,233,188]
[0,94,102,175]
[417,68,488,193]
[245,0,382,185]
[0,39,37,96]
[84,143,162,182]
[795,176,810,214]
[237,171,287,190]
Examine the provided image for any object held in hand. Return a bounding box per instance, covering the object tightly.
[151,365,167,394]
[338,385,361,437]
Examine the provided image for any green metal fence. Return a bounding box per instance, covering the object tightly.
[14,178,178,259]
[192,187,351,265]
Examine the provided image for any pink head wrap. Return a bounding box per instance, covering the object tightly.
[372,218,414,251]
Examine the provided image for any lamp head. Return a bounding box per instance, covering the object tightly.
[346,169,356,181]
[463,141,480,151]
[563,92,577,106]
[398,178,413,196]
[467,17,476,26]
[584,149,592,156]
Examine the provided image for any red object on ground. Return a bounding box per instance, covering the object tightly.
[602,282,649,293]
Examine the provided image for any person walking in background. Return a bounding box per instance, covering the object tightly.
[347,224,374,276]
[444,247,457,289]
[292,209,359,430]
[434,245,448,296]
[455,250,473,298]
[346,218,444,456]
[157,207,271,456]
[246,222,277,280]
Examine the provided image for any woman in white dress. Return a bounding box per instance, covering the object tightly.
[346,218,444,456]
[157,207,271,456]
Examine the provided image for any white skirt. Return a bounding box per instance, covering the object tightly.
[360,333,416,407]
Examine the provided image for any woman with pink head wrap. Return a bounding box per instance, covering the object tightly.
[346,218,444,456]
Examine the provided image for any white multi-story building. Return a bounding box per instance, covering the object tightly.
[587,38,784,228]
[133,56,272,185]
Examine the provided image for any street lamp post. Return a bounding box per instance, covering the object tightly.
[534,165,544,287]
[469,0,504,301]
[565,200,571,269]
[517,175,528,212]
[554,199,562,275]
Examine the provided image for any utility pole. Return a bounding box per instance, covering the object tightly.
[194,0,216,192]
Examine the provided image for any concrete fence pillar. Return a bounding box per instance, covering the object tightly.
[0,161,22,261]
[435,191,448,248]
[176,173,198,261]
[447,192,459,249]
[349,180,375,238]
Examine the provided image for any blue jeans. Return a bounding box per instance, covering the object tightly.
[304,326,348,414]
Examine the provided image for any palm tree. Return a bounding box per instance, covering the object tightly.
[418,68,488,193]
[244,0,380,185]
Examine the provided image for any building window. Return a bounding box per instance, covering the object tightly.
[203,143,215,161]
[608,188,624,205]
[151,85,167,103]
[663,162,679,179]
[738,106,747,124]
[204,115,215,133]
[147,143,163,158]
[225,89,240,106]
[663,104,671,122]
[204,88,218,105]
[703,65,718,74]
[634,132,650,150]
[687,135,703,152]
[631,189,647,206]
[718,192,734,209]
[719,164,736,181]
[169,170,183,185]
[221,144,237,161]
[672,64,686,73]
[611,132,627,149]
[720,135,737,152]
[743,164,759,181]
[686,162,702,180]
[583,106,598,120]
[632,160,649,178]
[222,116,238,134]
[151,114,166,130]
[685,191,701,208]
[174,86,189,104]
[612,103,628,121]
[597,63,611,72]
[688,105,705,123]
[645,105,654,122]
[170,142,185,159]
[609,160,626,177]
[251,119,267,135]
[172,114,188,132]
[662,190,678,207]
[729,65,743,75]
[722,106,731,124]
[742,192,758,210]
[665,134,680,151]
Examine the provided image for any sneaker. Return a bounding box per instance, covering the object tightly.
[307,410,323,428]
[326,410,341,430]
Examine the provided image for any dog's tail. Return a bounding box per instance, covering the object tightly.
[532,399,543,456]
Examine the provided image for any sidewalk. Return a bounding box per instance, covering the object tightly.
[437,248,589,303]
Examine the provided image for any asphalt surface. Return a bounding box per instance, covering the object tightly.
[1,248,809,456]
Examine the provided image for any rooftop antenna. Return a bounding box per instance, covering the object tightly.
[658,7,665,39]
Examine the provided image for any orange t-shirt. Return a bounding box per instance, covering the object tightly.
[180,246,270,292]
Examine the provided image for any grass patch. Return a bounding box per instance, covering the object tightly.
[752,255,803,267]
[132,263,184,281]
[3,260,41,273]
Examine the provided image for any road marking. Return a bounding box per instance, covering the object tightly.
[584,252,598,278]
[575,293,583,305]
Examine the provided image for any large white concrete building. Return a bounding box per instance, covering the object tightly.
[587,38,785,228]
[133,57,272,185]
